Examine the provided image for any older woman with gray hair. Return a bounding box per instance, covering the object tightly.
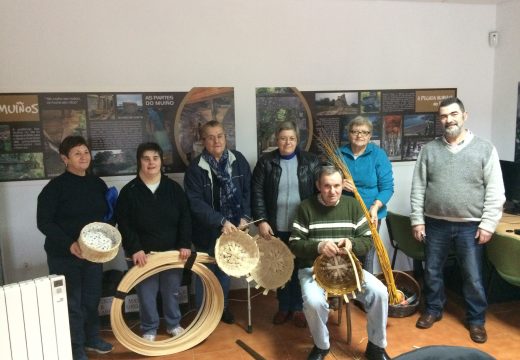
[339,116,394,273]
[252,120,320,327]
[184,120,252,324]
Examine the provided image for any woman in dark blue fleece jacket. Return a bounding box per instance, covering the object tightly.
[37,135,113,360]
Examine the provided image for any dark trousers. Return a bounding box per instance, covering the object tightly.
[276,231,303,312]
[424,217,487,325]
[195,262,230,309]
[47,255,103,353]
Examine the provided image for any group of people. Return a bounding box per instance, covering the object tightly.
[36,96,504,360]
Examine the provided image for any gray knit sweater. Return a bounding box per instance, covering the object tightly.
[276,156,300,231]
[410,132,505,233]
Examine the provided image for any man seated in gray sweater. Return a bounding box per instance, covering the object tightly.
[410,97,505,344]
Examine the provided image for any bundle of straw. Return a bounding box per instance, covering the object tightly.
[316,135,402,305]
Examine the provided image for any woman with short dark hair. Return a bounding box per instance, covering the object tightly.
[37,135,113,360]
[116,142,192,341]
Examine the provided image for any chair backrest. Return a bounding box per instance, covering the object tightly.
[386,212,425,261]
[486,232,520,287]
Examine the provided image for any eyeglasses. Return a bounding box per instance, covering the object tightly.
[278,137,297,143]
[350,130,371,136]
[204,133,225,142]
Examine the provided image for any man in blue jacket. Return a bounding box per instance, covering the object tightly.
[184,120,252,324]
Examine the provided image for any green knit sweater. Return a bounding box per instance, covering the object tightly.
[289,195,372,268]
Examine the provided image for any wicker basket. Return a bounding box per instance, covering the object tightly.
[249,235,294,292]
[313,251,364,296]
[79,222,121,263]
[376,270,420,318]
[215,231,260,277]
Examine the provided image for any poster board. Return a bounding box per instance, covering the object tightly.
[256,87,457,161]
[0,88,236,181]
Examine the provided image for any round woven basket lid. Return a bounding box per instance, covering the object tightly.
[79,222,122,263]
[249,235,294,292]
[215,230,260,277]
[313,251,364,296]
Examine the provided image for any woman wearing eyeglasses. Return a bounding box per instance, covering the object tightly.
[184,120,252,325]
[252,120,319,327]
[339,116,394,273]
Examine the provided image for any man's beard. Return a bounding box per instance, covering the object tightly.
[445,124,462,138]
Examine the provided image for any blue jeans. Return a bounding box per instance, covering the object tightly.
[298,267,388,350]
[361,220,381,274]
[134,268,183,335]
[47,255,103,354]
[276,231,303,312]
[424,217,487,325]
[195,262,230,309]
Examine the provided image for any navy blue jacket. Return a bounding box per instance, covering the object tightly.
[184,149,252,252]
[37,171,109,257]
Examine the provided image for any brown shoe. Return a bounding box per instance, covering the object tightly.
[273,311,291,325]
[469,324,487,343]
[416,313,442,329]
[293,311,307,328]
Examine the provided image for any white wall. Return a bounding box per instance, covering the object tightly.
[0,0,505,283]
[492,0,520,161]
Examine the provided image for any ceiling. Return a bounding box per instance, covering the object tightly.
[361,0,509,4]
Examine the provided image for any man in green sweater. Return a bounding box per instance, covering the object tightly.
[411,97,505,344]
[290,165,391,360]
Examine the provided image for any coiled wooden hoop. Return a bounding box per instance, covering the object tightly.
[110,251,223,356]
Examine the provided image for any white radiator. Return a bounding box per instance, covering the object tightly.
[0,275,72,360]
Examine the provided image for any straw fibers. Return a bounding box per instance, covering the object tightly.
[316,135,402,304]
[248,235,295,294]
[313,249,363,298]
[215,230,260,277]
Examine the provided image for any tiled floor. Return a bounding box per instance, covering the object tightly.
[91,287,520,360]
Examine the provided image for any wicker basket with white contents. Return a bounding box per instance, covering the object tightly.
[215,231,260,278]
[79,222,121,263]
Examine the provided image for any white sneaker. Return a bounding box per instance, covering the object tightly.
[167,326,184,337]
[142,334,156,341]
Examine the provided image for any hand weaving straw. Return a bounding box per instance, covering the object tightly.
[316,135,402,305]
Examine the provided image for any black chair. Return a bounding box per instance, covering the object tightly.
[385,211,425,279]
